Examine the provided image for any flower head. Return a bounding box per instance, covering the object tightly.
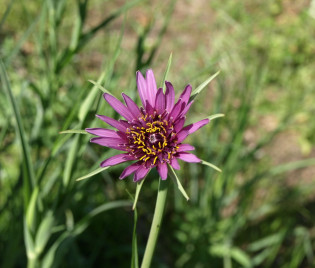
[86,69,209,182]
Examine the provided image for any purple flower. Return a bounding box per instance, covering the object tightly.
[86,69,210,182]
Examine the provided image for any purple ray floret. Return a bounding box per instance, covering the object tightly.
[86,69,210,182]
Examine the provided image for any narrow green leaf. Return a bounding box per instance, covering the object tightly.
[24,219,36,260]
[26,187,39,234]
[76,166,110,181]
[200,160,222,172]
[59,129,87,135]
[34,211,54,255]
[132,178,146,210]
[230,247,252,268]
[160,52,173,90]
[168,165,189,201]
[190,70,220,100]
[207,113,225,121]
[88,80,111,94]
[269,158,315,176]
[63,134,80,187]
[248,233,284,252]
[0,60,36,191]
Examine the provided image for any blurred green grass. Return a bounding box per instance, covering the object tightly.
[1,0,315,267]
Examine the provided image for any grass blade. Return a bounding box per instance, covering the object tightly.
[0,60,36,192]
[42,200,131,268]
[4,10,41,65]
[0,0,15,31]
[34,211,54,255]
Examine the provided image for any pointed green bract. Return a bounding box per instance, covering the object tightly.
[59,129,87,135]
[160,52,173,91]
[76,166,110,181]
[168,165,189,201]
[79,71,106,122]
[88,80,111,94]
[132,177,146,210]
[200,160,222,172]
[207,113,225,121]
[190,70,220,100]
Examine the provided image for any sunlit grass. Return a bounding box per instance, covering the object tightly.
[1,0,315,267]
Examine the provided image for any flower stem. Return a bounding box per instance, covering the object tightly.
[141,178,169,268]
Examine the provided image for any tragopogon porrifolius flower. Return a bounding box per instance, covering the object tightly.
[86,69,210,181]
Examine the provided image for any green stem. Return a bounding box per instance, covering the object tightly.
[27,257,37,268]
[141,178,169,268]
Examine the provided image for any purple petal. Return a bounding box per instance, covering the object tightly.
[177,118,210,142]
[86,128,120,138]
[118,120,131,129]
[165,81,175,112]
[157,162,168,180]
[136,71,147,108]
[96,115,127,132]
[174,117,186,133]
[179,100,194,118]
[155,88,165,112]
[176,130,189,143]
[178,144,195,152]
[179,84,192,104]
[91,137,127,151]
[122,93,141,119]
[104,93,134,121]
[119,162,141,180]
[133,165,150,182]
[100,153,135,167]
[146,69,157,106]
[145,100,154,115]
[171,158,180,170]
[184,119,210,134]
[169,100,184,121]
[177,152,201,163]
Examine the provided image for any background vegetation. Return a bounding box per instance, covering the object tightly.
[1,0,315,267]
